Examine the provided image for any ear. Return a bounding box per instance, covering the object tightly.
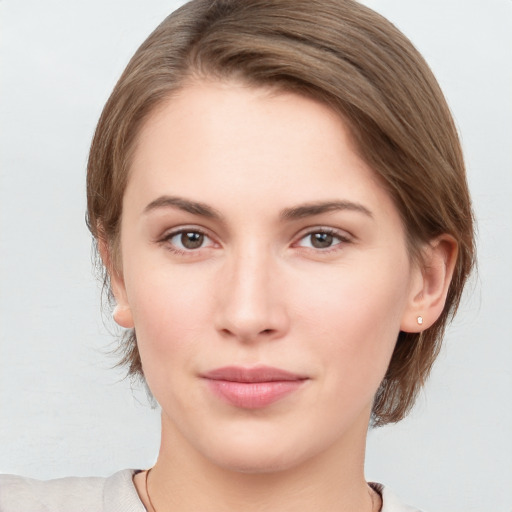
[97,234,134,329]
[401,235,458,333]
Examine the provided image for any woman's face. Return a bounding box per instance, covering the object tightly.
[113,80,422,472]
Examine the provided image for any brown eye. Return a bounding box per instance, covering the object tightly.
[310,232,334,248]
[180,232,204,249]
[167,230,211,251]
[296,229,347,251]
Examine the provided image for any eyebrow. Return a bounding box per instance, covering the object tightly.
[143,195,373,221]
[143,196,223,219]
[280,200,373,220]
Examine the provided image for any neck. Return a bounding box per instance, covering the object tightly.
[140,410,374,512]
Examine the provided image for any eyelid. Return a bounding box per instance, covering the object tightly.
[293,226,353,250]
[156,224,353,255]
[158,225,219,253]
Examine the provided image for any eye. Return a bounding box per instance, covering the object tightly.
[166,229,214,251]
[296,229,349,250]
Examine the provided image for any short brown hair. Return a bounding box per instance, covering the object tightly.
[86,0,475,426]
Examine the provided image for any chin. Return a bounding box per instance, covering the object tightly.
[211,449,305,474]
[199,430,318,475]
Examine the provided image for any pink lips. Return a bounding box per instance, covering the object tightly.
[202,366,308,409]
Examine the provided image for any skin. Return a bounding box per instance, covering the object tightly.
[103,80,456,511]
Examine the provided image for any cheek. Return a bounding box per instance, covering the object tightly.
[294,263,410,382]
[128,279,212,413]
[125,265,214,370]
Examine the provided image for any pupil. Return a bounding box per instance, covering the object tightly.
[311,233,333,248]
[181,232,203,249]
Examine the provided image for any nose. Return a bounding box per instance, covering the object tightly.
[214,245,289,343]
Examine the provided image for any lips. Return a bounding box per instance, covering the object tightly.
[202,366,308,409]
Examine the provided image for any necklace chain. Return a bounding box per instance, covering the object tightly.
[145,468,157,512]
[144,468,381,512]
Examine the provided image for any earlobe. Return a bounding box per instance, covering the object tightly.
[97,232,135,329]
[401,235,458,333]
[113,304,134,329]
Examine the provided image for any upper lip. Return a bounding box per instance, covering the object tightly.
[202,366,307,383]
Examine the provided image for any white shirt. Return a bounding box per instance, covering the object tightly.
[0,469,423,512]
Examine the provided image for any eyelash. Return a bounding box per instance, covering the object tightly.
[295,228,351,253]
[158,227,352,256]
[159,227,215,256]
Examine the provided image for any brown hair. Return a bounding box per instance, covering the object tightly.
[86,0,475,426]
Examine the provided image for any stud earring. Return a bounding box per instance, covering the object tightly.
[417,316,423,325]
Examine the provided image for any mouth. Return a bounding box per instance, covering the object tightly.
[201,366,309,409]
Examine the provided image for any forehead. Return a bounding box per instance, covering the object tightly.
[126,79,396,221]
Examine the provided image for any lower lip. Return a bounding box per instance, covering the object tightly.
[205,379,305,409]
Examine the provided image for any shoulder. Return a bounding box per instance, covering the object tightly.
[371,482,426,512]
[0,469,145,512]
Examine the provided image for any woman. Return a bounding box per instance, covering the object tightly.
[0,0,475,510]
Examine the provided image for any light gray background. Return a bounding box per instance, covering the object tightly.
[0,1,511,511]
